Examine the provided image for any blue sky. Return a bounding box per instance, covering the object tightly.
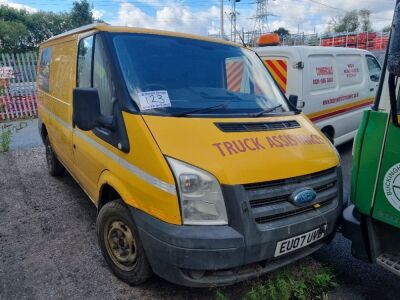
[0,0,395,35]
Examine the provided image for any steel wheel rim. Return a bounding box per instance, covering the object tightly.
[105,220,138,271]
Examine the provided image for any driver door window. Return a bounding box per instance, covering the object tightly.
[93,35,115,116]
[77,35,115,116]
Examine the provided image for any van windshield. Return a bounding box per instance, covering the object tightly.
[112,33,290,116]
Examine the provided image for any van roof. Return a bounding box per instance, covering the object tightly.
[42,23,240,47]
[255,45,370,56]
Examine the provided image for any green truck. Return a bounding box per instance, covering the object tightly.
[342,1,400,276]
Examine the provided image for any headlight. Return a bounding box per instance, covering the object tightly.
[167,157,228,225]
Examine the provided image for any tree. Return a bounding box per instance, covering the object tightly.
[333,10,360,33]
[69,0,94,29]
[0,0,96,53]
[382,25,391,33]
[359,9,372,32]
[0,20,28,52]
[273,27,290,37]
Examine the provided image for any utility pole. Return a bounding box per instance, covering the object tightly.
[233,0,237,42]
[220,0,224,39]
[251,0,276,45]
[230,0,238,42]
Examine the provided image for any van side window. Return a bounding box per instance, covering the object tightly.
[366,56,381,82]
[77,36,93,88]
[39,47,52,92]
[93,35,115,116]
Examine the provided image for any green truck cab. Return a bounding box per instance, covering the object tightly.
[342,1,400,276]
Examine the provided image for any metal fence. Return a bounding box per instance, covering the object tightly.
[0,53,38,121]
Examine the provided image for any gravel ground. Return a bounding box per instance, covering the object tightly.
[0,125,399,299]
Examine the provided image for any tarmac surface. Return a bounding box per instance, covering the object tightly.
[0,120,399,299]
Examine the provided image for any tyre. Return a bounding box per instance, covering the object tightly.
[97,200,153,285]
[45,136,64,176]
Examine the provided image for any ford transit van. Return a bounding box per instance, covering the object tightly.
[256,46,381,145]
[37,24,342,287]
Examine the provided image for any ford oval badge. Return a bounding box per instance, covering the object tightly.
[291,188,317,206]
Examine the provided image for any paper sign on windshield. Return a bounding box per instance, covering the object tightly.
[138,90,171,111]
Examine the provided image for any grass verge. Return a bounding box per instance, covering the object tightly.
[214,258,337,300]
[0,128,12,152]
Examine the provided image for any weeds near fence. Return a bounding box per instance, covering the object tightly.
[0,121,29,152]
[0,128,12,152]
[213,258,337,300]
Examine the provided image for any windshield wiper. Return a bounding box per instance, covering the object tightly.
[251,104,283,117]
[172,103,228,117]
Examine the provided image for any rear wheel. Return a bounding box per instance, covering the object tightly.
[97,200,153,285]
[45,136,64,176]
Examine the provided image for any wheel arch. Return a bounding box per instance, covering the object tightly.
[39,120,48,144]
[321,125,335,143]
[97,170,138,213]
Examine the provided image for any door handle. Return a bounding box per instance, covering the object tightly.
[370,88,374,92]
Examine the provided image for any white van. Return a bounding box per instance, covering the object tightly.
[255,46,381,145]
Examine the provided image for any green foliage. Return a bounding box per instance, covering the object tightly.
[273,27,290,37]
[382,25,391,33]
[215,289,229,300]
[328,9,373,33]
[0,19,28,53]
[359,9,372,32]
[0,128,11,152]
[244,260,336,300]
[0,0,96,53]
[213,259,336,300]
[69,0,94,29]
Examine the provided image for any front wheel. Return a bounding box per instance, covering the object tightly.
[96,200,153,285]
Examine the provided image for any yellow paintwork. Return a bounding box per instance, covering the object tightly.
[142,114,339,185]
[38,25,339,226]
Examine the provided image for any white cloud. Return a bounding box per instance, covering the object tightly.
[93,9,105,20]
[0,0,37,13]
[114,1,221,36]
[109,0,395,36]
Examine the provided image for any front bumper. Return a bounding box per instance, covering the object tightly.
[130,167,342,287]
[130,201,341,287]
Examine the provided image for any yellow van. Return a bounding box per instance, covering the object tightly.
[37,24,342,287]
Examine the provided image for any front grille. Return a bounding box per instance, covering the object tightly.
[215,120,300,132]
[255,198,333,224]
[244,168,338,224]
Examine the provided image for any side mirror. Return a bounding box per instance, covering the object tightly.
[288,94,299,110]
[388,3,400,76]
[73,88,101,131]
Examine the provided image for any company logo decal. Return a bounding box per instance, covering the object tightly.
[383,163,400,212]
[291,188,317,206]
[212,134,325,157]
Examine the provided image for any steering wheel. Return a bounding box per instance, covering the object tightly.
[142,83,168,92]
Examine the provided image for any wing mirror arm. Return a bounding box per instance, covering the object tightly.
[97,115,116,131]
[388,74,400,127]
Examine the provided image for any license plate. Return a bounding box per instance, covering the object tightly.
[274,225,327,257]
